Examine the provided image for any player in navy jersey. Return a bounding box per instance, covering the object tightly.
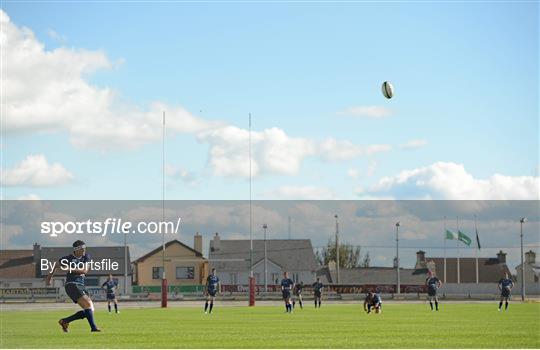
[292,281,304,309]
[312,278,323,308]
[46,240,100,332]
[281,272,295,313]
[102,274,119,314]
[204,268,220,314]
[426,271,442,311]
[363,292,382,314]
[498,272,514,311]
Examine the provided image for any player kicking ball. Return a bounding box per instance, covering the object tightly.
[102,273,119,314]
[426,270,442,311]
[204,268,220,314]
[292,281,304,309]
[46,240,101,332]
[363,292,382,314]
[281,272,294,313]
[312,278,323,308]
[498,272,514,311]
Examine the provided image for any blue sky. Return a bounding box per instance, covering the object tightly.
[1,2,539,200]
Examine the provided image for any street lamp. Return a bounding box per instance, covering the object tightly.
[396,222,401,295]
[520,217,527,301]
[263,224,268,292]
[334,215,340,285]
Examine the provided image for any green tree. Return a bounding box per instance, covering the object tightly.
[317,238,363,269]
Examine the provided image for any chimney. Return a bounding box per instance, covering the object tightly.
[416,250,426,267]
[211,232,221,252]
[194,233,203,255]
[525,250,536,264]
[497,250,506,264]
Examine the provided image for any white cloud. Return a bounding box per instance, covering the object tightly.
[369,162,540,200]
[269,186,336,199]
[400,139,428,150]
[337,105,393,118]
[2,155,73,187]
[1,10,393,179]
[1,11,223,151]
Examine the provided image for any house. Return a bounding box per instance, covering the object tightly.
[515,250,539,291]
[1,243,132,293]
[208,233,318,285]
[132,235,208,286]
[0,247,38,288]
[416,250,511,283]
[37,244,132,294]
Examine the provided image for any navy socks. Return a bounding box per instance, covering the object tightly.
[84,308,98,331]
[63,310,85,323]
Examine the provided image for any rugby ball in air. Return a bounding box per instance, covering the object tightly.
[382,81,394,99]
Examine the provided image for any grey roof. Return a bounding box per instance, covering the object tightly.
[209,239,318,272]
[38,246,131,276]
[317,266,427,284]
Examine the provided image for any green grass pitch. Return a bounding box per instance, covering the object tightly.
[2,303,539,348]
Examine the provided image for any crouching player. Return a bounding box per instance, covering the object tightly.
[102,274,119,314]
[363,292,382,314]
[204,268,220,314]
[46,240,101,332]
[281,272,294,313]
[498,272,514,311]
[426,271,442,311]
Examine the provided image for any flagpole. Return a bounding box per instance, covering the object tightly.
[443,216,447,284]
[456,216,460,284]
[474,215,479,284]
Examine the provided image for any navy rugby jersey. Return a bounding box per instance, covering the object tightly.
[207,275,219,292]
[313,282,324,292]
[499,278,514,289]
[426,276,440,289]
[59,254,91,285]
[102,280,118,294]
[281,278,294,290]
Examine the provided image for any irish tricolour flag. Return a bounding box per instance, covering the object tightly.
[446,229,472,246]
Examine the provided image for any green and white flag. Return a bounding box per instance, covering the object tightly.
[457,230,472,246]
[446,229,458,240]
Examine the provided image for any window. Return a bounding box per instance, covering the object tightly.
[176,266,195,279]
[229,273,237,285]
[152,267,163,280]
